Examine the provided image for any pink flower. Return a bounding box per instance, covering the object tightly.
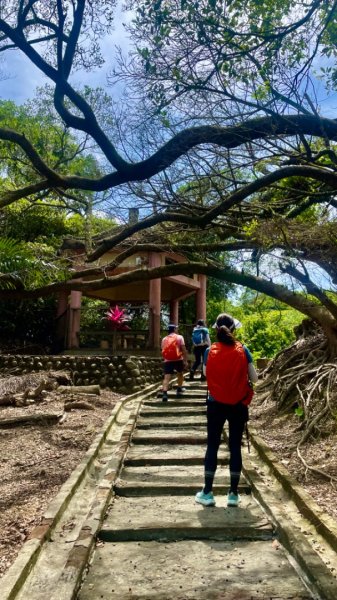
[105,305,130,330]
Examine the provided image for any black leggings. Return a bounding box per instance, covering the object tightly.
[192,345,208,372]
[204,400,248,483]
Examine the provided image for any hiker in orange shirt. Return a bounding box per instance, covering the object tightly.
[195,313,258,507]
[161,324,188,401]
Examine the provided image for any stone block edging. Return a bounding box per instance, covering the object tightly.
[0,382,160,600]
[244,460,337,600]
[0,354,163,393]
[249,430,337,554]
[47,386,149,600]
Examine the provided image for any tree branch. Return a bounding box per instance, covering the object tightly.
[280,263,337,320]
[87,164,337,260]
[0,261,335,331]
[0,181,51,209]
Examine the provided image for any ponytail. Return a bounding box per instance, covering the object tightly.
[217,325,235,345]
[214,313,236,345]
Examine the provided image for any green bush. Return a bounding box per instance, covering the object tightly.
[206,295,303,358]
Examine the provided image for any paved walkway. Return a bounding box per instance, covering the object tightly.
[78,383,313,599]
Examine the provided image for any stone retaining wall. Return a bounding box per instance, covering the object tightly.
[0,355,163,394]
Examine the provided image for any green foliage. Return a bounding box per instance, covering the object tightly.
[237,310,301,359]
[206,292,303,358]
[0,296,57,348]
[0,91,120,348]
[0,238,31,285]
[0,95,104,218]
[65,214,116,238]
[80,298,108,329]
[132,0,321,110]
[320,9,337,90]
[2,201,69,246]
[0,97,100,182]
[0,236,68,290]
[207,276,233,303]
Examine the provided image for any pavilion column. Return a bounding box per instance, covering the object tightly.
[195,274,207,321]
[149,252,162,350]
[169,299,179,325]
[68,290,82,349]
[55,290,69,351]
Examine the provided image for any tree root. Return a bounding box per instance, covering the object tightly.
[256,334,337,484]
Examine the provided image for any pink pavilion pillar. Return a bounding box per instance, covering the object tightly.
[55,290,69,350]
[169,299,179,325]
[68,290,82,349]
[149,252,162,350]
[195,274,207,321]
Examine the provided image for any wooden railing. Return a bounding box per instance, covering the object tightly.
[80,324,195,352]
[80,329,148,351]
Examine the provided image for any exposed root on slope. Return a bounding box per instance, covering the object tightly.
[256,334,337,483]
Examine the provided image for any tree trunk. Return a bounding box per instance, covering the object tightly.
[0,413,62,428]
[322,324,337,357]
[58,385,100,395]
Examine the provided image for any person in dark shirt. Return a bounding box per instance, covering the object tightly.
[189,319,211,381]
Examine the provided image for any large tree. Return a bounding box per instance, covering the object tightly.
[1,1,337,206]
[0,0,337,357]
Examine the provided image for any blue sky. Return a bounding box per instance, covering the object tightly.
[1,42,113,104]
[1,6,337,118]
[1,50,56,104]
[0,4,131,105]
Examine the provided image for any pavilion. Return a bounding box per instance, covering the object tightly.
[56,225,206,352]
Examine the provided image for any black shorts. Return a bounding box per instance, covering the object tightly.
[163,360,184,375]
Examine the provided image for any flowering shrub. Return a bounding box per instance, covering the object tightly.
[105,305,130,330]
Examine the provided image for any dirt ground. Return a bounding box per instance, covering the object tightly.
[0,372,336,580]
[0,372,122,577]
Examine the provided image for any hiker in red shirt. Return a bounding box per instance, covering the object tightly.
[161,324,188,401]
[195,313,258,507]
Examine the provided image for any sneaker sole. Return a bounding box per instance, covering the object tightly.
[195,497,216,507]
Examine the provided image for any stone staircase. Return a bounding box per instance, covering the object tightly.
[78,382,313,599]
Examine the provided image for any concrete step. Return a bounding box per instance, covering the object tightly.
[144,399,206,407]
[118,464,241,485]
[156,387,207,397]
[78,539,312,599]
[140,407,206,417]
[124,444,229,466]
[99,494,272,542]
[136,417,206,429]
[132,428,208,445]
[157,389,207,396]
[114,481,251,496]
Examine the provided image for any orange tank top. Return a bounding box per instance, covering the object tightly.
[206,341,253,405]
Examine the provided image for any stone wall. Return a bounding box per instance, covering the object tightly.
[0,355,163,394]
